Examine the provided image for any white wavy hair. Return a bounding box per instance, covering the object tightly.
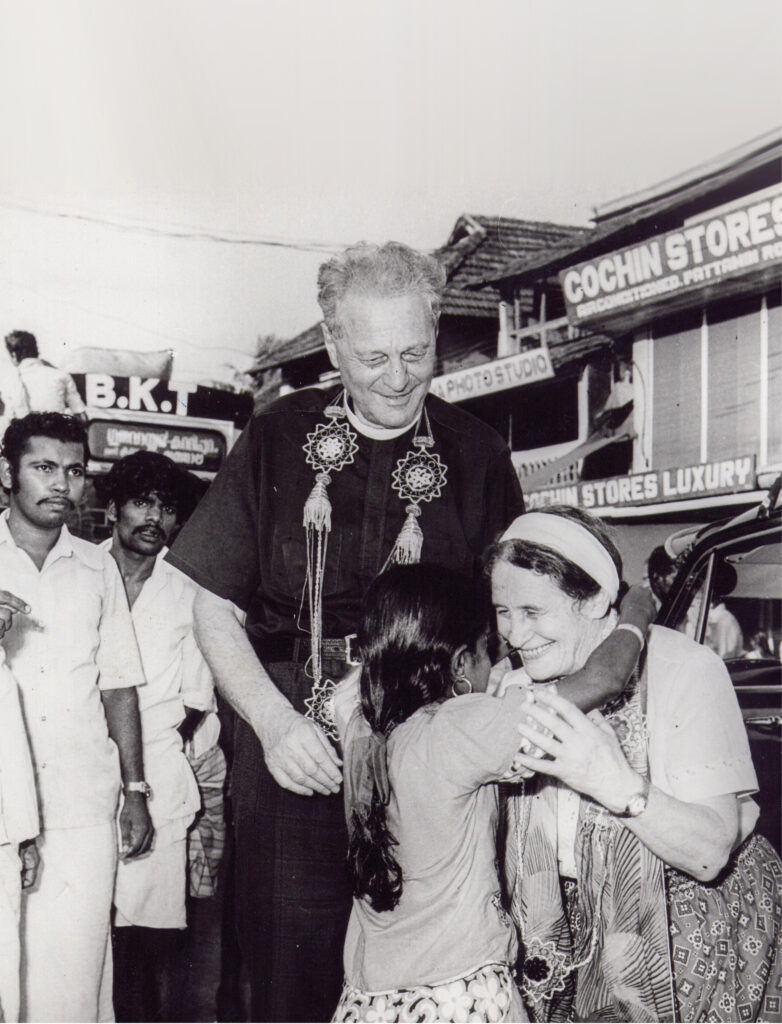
[317,241,446,337]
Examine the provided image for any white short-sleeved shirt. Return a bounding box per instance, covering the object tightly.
[557,624,759,877]
[101,543,212,825]
[0,512,145,829]
[4,358,86,417]
[0,649,38,845]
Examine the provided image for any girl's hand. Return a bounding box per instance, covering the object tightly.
[511,689,641,812]
[500,683,555,782]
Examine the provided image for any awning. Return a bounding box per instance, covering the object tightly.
[521,430,634,490]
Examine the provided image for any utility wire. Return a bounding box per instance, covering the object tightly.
[0,270,257,360]
[0,197,349,253]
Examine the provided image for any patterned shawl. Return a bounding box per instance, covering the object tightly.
[505,666,677,1022]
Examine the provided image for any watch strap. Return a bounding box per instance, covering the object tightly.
[124,781,152,798]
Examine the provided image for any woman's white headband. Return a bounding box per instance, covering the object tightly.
[499,512,620,602]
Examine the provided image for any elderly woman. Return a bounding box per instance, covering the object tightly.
[489,506,781,1023]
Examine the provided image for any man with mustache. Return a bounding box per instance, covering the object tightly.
[99,451,222,1022]
[0,412,150,1022]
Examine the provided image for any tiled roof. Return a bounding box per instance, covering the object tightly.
[255,214,586,371]
[251,324,325,373]
[436,214,586,317]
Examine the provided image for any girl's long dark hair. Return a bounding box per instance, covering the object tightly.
[348,564,490,912]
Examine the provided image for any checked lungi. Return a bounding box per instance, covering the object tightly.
[187,743,227,899]
[231,658,352,1024]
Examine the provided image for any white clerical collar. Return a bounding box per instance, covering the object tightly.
[343,393,418,440]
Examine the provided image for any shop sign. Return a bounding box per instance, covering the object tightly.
[526,454,756,510]
[430,348,554,403]
[560,187,782,323]
[73,374,253,426]
[88,420,226,472]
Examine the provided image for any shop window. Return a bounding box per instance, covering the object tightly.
[460,376,580,451]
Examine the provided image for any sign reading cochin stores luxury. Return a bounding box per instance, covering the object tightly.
[526,455,756,511]
[560,188,782,323]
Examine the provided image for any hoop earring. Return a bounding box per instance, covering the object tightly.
[451,674,473,697]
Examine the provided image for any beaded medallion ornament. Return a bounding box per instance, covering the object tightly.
[384,406,447,568]
[300,392,447,737]
[301,397,358,727]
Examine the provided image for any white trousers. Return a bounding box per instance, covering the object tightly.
[21,823,117,1023]
[0,844,22,1023]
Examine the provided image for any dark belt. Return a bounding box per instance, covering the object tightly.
[251,633,361,666]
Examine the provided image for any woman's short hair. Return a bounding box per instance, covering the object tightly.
[317,241,446,337]
[484,505,623,605]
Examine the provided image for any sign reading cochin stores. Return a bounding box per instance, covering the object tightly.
[526,455,756,511]
[560,188,782,323]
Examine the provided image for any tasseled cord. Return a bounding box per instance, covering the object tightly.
[303,472,332,686]
[386,504,423,566]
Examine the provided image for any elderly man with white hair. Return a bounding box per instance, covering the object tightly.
[166,241,652,1022]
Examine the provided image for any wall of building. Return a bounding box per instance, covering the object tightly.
[640,289,781,476]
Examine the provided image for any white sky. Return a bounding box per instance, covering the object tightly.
[0,0,780,384]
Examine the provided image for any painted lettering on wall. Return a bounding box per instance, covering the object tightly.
[526,455,756,510]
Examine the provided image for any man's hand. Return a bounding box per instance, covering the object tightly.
[262,706,343,797]
[618,583,656,632]
[0,590,29,639]
[20,838,39,888]
[119,793,154,859]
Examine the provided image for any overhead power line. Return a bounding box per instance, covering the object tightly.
[0,197,349,253]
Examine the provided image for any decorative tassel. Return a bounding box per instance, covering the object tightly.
[390,505,423,564]
[303,472,332,532]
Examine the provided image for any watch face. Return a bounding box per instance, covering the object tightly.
[625,793,648,817]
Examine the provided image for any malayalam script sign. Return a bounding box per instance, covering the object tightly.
[560,188,782,323]
[526,455,756,511]
[88,421,226,472]
[430,348,554,403]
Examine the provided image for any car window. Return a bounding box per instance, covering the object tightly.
[669,534,781,664]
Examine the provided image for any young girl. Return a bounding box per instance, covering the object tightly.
[333,564,531,1023]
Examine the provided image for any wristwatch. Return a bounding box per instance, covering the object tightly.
[620,777,650,818]
[124,781,152,798]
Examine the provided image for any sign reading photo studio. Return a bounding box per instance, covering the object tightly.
[560,188,782,323]
[430,348,554,403]
[526,455,756,510]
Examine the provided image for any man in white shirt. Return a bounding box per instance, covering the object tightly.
[0,412,151,1023]
[99,451,222,1022]
[1,331,87,430]
[0,648,39,1024]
